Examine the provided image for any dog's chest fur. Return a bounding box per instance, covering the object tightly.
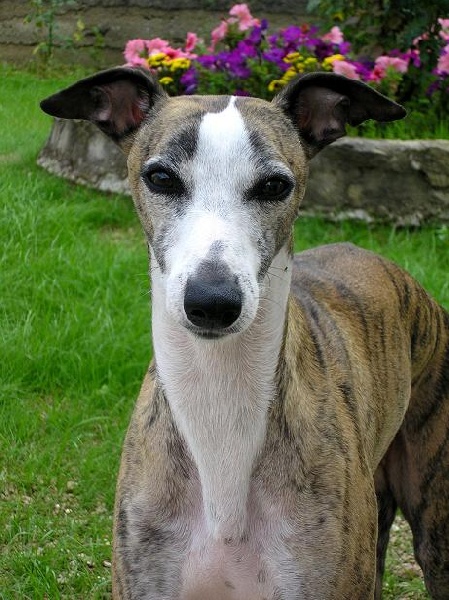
[150,250,296,599]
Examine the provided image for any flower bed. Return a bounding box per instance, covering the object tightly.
[123,3,449,133]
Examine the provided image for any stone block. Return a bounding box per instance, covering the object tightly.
[37,119,449,225]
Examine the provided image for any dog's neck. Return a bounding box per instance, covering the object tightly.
[150,244,292,539]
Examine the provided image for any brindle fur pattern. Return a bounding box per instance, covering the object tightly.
[40,69,449,599]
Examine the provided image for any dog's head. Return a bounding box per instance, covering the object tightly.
[41,68,405,338]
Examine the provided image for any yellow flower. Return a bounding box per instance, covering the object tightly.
[270,69,301,91]
[147,52,167,67]
[283,52,302,64]
[322,54,344,68]
[169,58,191,71]
[304,57,318,67]
[159,76,174,86]
[285,66,301,79]
[268,79,286,92]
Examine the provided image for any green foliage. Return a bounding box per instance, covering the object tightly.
[307,0,447,53]
[347,110,449,139]
[25,0,76,61]
[24,0,105,67]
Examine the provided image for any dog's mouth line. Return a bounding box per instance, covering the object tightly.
[183,321,243,340]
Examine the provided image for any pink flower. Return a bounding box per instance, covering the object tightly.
[209,21,228,51]
[332,60,360,79]
[228,3,260,31]
[147,37,171,55]
[374,55,409,78]
[323,26,344,45]
[164,47,193,59]
[413,32,429,46]
[370,65,385,82]
[437,45,449,74]
[185,32,199,53]
[124,39,149,66]
[439,18,449,41]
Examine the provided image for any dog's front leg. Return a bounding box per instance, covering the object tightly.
[112,371,192,600]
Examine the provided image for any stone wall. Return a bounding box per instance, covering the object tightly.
[37,119,449,225]
[0,0,309,66]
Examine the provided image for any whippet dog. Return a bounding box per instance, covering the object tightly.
[41,69,449,599]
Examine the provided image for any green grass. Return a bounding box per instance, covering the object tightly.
[348,110,449,140]
[1,66,448,598]
[0,66,149,599]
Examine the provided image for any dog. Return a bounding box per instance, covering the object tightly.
[40,68,449,599]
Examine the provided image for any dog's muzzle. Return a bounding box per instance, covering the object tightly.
[183,260,242,335]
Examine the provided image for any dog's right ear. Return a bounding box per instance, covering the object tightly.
[40,67,168,154]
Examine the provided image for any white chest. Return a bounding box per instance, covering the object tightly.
[175,484,301,600]
[149,246,294,598]
[152,247,291,541]
[154,332,276,539]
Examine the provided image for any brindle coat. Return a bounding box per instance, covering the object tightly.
[41,69,449,599]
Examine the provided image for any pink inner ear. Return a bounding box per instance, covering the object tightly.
[131,103,146,127]
[297,87,348,147]
[298,105,313,132]
[93,80,149,136]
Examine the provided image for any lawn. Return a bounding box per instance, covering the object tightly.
[1,65,448,599]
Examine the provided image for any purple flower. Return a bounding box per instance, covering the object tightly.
[247,19,268,44]
[355,61,375,81]
[426,79,441,95]
[262,47,289,70]
[180,67,198,94]
[236,39,258,58]
[314,40,339,60]
[228,60,252,79]
[211,49,251,79]
[282,26,303,44]
[197,55,217,69]
[338,41,351,55]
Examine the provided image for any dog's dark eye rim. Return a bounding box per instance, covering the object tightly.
[141,166,181,193]
[252,176,294,201]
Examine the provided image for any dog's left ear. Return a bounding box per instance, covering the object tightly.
[274,72,406,158]
[40,67,168,153]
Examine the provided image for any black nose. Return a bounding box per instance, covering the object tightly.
[184,264,242,331]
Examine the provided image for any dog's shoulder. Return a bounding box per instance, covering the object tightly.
[291,242,419,309]
[293,241,388,281]
[290,242,447,340]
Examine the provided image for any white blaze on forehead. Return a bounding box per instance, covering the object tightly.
[162,96,262,335]
[164,95,260,277]
[194,97,254,191]
[200,96,247,150]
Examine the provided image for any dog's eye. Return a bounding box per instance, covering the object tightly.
[255,177,293,201]
[143,169,179,193]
